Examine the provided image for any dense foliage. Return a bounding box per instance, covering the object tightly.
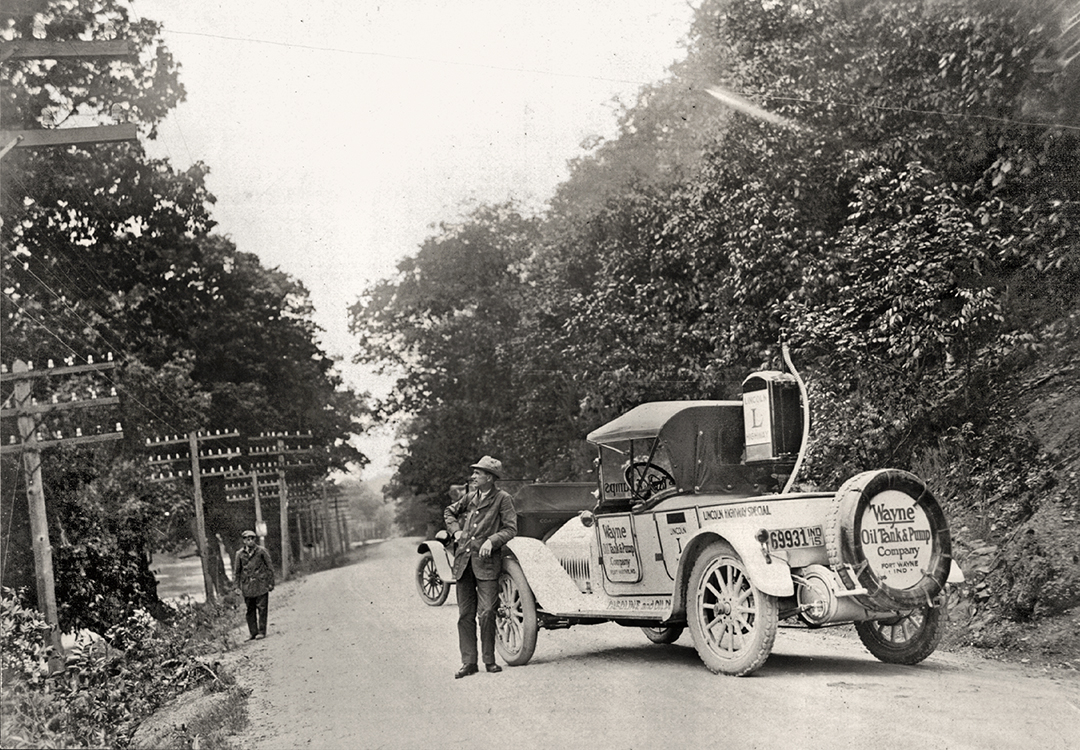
[1,0,367,631]
[349,0,1080,639]
[1,587,240,749]
[350,203,540,507]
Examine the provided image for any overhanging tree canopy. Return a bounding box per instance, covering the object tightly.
[349,0,1078,531]
[2,0,368,631]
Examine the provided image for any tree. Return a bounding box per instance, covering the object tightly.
[2,0,368,629]
[694,0,1079,480]
[540,0,1079,483]
[348,0,1080,628]
[349,203,538,529]
[344,0,1079,503]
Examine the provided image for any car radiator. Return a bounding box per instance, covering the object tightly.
[556,553,592,594]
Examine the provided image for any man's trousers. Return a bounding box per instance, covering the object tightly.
[456,564,499,666]
[245,593,269,638]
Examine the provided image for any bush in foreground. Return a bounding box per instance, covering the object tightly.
[1,587,240,749]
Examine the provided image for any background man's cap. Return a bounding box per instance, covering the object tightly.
[242,530,256,538]
[469,456,503,479]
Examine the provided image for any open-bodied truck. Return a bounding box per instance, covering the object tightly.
[416,354,962,676]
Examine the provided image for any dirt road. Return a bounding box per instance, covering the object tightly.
[226,537,1078,749]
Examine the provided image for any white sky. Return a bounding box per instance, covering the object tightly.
[131,0,694,476]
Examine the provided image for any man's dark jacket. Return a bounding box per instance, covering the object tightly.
[235,545,275,598]
[444,487,517,580]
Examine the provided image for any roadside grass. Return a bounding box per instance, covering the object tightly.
[0,541,382,749]
[0,587,247,749]
[128,682,250,750]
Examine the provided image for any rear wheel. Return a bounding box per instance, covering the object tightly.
[495,557,538,666]
[641,625,684,644]
[415,552,450,606]
[687,540,778,676]
[855,599,946,665]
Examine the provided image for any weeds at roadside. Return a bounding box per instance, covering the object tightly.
[0,586,245,749]
[127,683,251,750]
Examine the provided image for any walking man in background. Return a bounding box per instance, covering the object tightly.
[444,456,517,678]
[235,529,275,640]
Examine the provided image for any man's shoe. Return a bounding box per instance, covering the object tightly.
[454,664,479,679]
[455,664,479,679]
[485,663,502,673]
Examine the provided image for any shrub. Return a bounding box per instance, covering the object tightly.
[0,588,239,749]
[0,588,54,686]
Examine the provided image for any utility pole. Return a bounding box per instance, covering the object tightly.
[321,483,347,556]
[188,432,212,603]
[225,462,284,552]
[0,40,138,161]
[330,484,351,553]
[278,445,290,578]
[147,430,241,603]
[0,356,122,673]
[0,39,140,668]
[245,432,314,579]
[319,475,337,556]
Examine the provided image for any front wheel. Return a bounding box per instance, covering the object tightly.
[415,552,449,606]
[687,540,778,676]
[495,557,538,666]
[855,599,946,665]
[641,626,684,644]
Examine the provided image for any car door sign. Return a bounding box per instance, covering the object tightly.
[598,515,642,582]
[655,510,700,579]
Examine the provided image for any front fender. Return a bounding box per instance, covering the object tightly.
[504,537,594,613]
[672,525,794,615]
[417,540,455,583]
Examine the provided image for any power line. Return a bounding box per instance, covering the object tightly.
[125,1,198,169]
[2,153,224,429]
[109,0,668,89]
[140,25,1080,133]
[10,3,1079,135]
[763,93,1080,134]
[125,26,655,88]
[1,291,189,433]
[1,456,25,582]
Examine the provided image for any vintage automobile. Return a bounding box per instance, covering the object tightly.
[414,482,596,606]
[417,356,963,676]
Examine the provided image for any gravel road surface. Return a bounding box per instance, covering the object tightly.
[226,537,1079,750]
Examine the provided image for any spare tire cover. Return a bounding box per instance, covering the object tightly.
[825,469,951,611]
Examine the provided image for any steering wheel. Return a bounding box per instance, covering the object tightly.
[624,461,676,503]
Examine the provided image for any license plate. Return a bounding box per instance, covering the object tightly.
[768,525,823,550]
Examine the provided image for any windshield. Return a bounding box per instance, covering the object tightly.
[597,438,677,512]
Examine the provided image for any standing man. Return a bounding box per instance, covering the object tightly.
[235,529,275,640]
[443,456,517,678]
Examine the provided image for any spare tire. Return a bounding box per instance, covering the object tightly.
[825,469,951,611]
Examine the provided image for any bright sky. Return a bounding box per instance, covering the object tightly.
[131,0,694,476]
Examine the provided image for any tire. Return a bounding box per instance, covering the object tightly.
[495,557,538,666]
[641,625,684,644]
[855,597,947,665]
[826,469,951,611]
[415,552,449,607]
[687,540,778,676]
